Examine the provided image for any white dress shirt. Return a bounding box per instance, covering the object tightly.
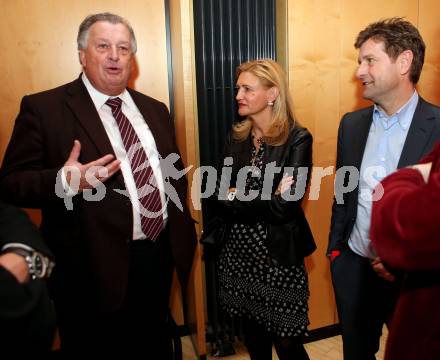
[63,74,168,240]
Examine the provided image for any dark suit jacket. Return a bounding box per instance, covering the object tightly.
[328,97,440,255]
[0,77,196,314]
[0,201,56,352]
[370,141,440,360]
[212,126,316,266]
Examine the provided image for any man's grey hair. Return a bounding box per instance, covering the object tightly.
[77,12,137,54]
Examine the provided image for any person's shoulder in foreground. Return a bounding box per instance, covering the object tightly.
[0,201,56,353]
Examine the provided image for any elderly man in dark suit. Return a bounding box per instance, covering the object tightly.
[0,201,55,353]
[0,12,196,357]
[328,18,440,360]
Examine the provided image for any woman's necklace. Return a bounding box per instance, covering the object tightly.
[249,134,265,178]
[252,132,265,147]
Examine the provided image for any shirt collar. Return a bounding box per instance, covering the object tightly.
[373,90,418,131]
[81,73,131,111]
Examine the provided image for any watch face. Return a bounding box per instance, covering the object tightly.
[31,253,46,278]
[3,247,52,279]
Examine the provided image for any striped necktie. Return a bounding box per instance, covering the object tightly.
[106,97,164,241]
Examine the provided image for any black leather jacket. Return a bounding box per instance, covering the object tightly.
[210,125,316,265]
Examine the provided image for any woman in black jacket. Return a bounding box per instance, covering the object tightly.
[212,59,315,360]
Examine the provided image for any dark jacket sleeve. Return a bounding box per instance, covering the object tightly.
[328,114,349,254]
[0,201,53,257]
[370,142,440,272]
[213,128,313,225]
[0,96,62,208]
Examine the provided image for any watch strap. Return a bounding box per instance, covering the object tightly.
[2,244,54,279]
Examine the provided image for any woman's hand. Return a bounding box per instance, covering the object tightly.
[275,175,295,195]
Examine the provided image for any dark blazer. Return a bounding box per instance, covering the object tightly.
[371,141,440,360]
[212,126,316,266]
[0,76,196,314]
[328,97,440,255]
[0,201,56,352]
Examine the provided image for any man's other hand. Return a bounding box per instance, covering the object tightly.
[64,140,121,191]
[370,256,395,282]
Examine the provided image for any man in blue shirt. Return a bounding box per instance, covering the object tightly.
[328,17,440,360]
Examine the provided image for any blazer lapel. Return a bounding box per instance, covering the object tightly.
[65,77,115,158]
[351,107,374,168]
[398,97,438,168]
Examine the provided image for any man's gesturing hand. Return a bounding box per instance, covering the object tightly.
[64,140,121,191]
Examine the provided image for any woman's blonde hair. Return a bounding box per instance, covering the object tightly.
[232,59,296,146]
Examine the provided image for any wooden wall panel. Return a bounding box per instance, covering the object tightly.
[169,0,206,356]
[418,0,440,104]
[288,0,343,330]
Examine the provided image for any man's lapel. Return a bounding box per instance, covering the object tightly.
[398,97,438,168]
[65,77,115,158]
[352,108,374,168]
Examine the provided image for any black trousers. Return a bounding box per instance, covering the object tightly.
[331,247,399,360]
[57,230,174,358]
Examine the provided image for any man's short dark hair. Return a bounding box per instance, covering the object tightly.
[354,17,425,84]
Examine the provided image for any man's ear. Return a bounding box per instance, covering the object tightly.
[79,50,86,67]
[399,50,413,77]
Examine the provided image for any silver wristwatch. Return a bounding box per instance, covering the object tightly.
[2,243,54,280]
